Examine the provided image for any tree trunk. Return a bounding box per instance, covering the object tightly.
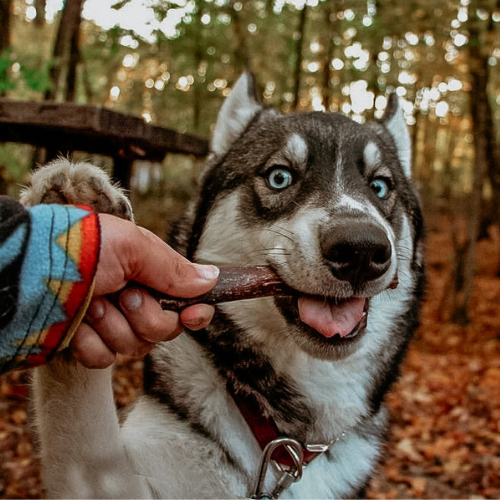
[34,0,84,167]
[81,60,94,102]
[65,22,81,102]
[0,0,12,97]
[34,0,47,28]
[291,5,307,111]
[192,0,203,133]
[419,115,437,208]
[484,1,500,274]
[45,0,85,101]
[321,2,337,111]
[229,0,251,71]
[451,23,490,325]
[112,155,133,191]
[0,0,11,52]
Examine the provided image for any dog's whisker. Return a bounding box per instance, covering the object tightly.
[243,248,291,256]
[269,224,297,237]
[263,229,295,243]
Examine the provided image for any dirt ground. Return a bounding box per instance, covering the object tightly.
[1,214,499,499]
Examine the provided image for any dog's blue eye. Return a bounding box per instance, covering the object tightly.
[267,168,293,190]
[370,178,390,199]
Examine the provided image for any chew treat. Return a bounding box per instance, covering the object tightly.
[156,266,294,312]
[109,267,399,312]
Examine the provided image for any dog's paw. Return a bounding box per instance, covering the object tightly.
[20,159,133,221]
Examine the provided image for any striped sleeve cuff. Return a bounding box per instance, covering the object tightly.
[0,204,100,373]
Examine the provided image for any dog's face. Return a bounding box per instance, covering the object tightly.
[191,74,423,360]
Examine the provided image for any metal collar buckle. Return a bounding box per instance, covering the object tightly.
[251,437,304,499]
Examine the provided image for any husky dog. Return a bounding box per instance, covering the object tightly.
[28,73,424,499]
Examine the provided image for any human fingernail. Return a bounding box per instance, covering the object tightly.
[121,289,143,311]
[87,299,105,320]
[195,264,220,281]
[181,305,215,331]
[183,315,209,331]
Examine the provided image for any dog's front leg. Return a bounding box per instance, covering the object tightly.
[33,354,150,499]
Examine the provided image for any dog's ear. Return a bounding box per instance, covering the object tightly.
[211,72,263,157]
[380,93,412,178]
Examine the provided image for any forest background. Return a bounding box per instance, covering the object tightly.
[1,0,500,498]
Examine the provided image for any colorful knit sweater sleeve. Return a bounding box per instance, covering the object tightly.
[0,196,100,374]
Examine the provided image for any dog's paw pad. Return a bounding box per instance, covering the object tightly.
[20,159,133,221]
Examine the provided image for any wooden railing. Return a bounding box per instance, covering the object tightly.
[0,99,210,189]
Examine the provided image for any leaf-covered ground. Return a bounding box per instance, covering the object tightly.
[1,215,499,499]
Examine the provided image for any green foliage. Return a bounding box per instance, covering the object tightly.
[0,49,52,93]
[19,60,51,93]
[0,143,33,197]
[0,50,15,92]
[3,0,500,198]
[111,0,134,10]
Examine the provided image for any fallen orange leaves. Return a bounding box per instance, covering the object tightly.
[0,214,499,498]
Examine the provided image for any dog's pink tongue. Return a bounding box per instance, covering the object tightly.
[298,296,366,338]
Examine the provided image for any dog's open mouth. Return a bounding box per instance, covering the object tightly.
[297,295,368,340]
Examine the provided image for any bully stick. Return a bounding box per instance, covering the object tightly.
[108,266,398,313]
[147,266,399,312]
[154,266,293,312]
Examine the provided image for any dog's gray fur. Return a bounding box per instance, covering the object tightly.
[28,73,424,499]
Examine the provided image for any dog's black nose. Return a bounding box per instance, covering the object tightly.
[321,223,392,284]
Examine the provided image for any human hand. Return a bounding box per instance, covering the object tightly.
[70,214,219,368]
